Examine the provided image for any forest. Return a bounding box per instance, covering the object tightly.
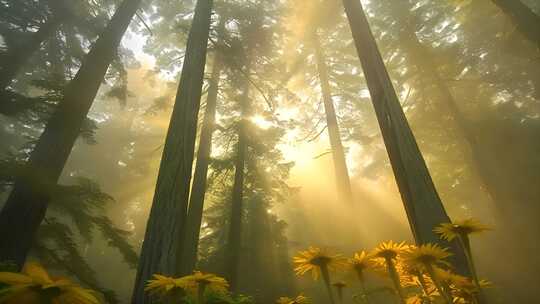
[0,0,539,303]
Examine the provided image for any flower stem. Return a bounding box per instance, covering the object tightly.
[197,283,207,304]
[335,286,344,303]
[385,258,406,304]
[356,270,371,304]
[416,273,433,304]
[458,234,483,297]
[425,264,453,304]
[321,264,336,304]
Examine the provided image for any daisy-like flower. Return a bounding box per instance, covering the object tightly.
[452,278,492,303]
[436,268,491,303]
[293,247,347,280]
[372,241,409,260]
[434,219,490,242]
[145,272,228,304]
[0,262,99,304]
[145,274,188,297]
[403,244,452,269]
[371,241,410,304]
[413,266,458,304]
[349,251,373,277]
[293,247,346,304]
[181,271,229,293]
[276,294,310,304]
[348,251,374,303]
[434,218,490,293]
[402,245,455,304]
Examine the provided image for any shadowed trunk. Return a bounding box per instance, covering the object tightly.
[491,0,540,48]
[340,0,470,275]
[131,0,213,302]
[225,64,250,293]
[0,0,141,269]
[179,22,225,275]
[311,31,354,204]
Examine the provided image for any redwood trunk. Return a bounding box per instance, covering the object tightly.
[0,0,141,269]
[491,0,540,48]
[311,31,354,204]
[340,0,470,275]
[131,0,213,302]
[179,33,224,276]
[225,68,250,293]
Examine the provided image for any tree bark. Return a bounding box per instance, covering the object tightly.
[225,65,250,293]
[0,0,141,269]
[340,0,470,275]
[0,17,62,91]
[311,31,354,204]
[179,23,225,276]
[131,0,213,302]
[491,0,540,48]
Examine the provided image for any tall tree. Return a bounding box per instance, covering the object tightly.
[179,18,226,276]
[131,0,213,302]
[225,62,250,293]
[340,0,470,274]
[0,0,141,269]
[311,30,353,204]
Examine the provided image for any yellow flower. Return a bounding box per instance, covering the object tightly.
[442,269,492,300]
[145,272,228,297]
[276,297,293,304]
[434,219,490,241]
[276,294,310,304]
[402,244,452,268]
[372,241,409,260]
[433,268,468,287]
[349,251,374,274]
[145,274,188,296]
[0,262,99,304]
[181,271,229,293]
[293,247,347,280]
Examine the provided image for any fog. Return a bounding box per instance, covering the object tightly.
[1,0,540,303]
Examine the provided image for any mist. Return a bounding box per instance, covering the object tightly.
[1,0,540,303]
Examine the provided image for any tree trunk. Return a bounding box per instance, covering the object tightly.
[311,31,354,204]
[0,0,141,269]
[225,66,250,293]
[0,17,62,91]
[131,0,213,302]
[340,0,470,275]
[491,0,540,48]
[179,23,224,275]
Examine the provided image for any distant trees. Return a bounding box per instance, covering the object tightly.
[311,30,353,204]
[0,16,62,91]
[131,0,214,302]
[0,0,142,269]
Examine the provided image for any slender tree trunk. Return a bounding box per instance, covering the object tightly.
[0,17,62,91]
[311,31,354,204]
[340,0,470,275]
[225,64,250,293]
[179,23,225,275]
[131,0,213,302]
[491,0,540,48]
[0,0,141,269]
